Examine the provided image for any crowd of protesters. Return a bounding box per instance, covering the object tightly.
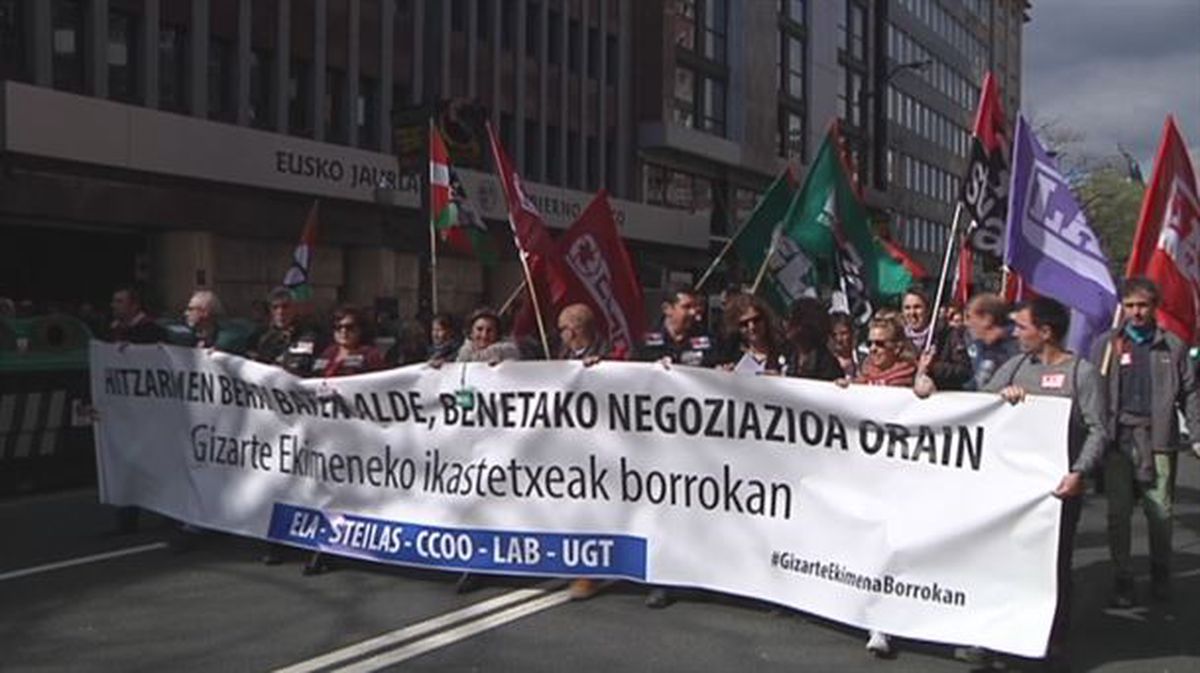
[81,275,1200,671]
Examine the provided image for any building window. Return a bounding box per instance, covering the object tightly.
[525,2,540,57]
[644,163,713,214]
[52,0,85,93]
[546,124,561,183]
[249,49,272,129]
[325,68,346,143]
[672,0,728,138]
[782,0,805,24]
[605,35,617,86]
[357,77,379,149]
[451,0,467,32]
[567,130,580,188]
[586,136,598,189]
[587,27,599,79]
[0,0,24,82]
[108,10,139,103]
[779,31,804,99]
[778,108,804,161]
[567,19,580,73]
[289,61,311,136]
[158,24,188,112]
[547,9,561,65]
[524,119,540,180]
[476,0,492,41]
[208,38,234,121]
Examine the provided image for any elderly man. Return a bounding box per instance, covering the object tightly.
[1090,278,1200,606]
[556,303,609,362]
[254,287,324,376]
[184,290,243,353]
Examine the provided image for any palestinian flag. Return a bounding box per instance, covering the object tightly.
[282,201,318,301]
[431,125,497,266]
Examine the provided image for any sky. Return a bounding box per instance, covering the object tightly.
[1022,0,1200,172]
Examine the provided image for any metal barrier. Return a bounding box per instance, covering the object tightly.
[0,316,96,496]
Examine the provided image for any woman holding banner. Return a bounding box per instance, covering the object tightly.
[718,294,785,375]
[301,306,387,576]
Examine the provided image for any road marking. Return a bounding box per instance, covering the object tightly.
[0,542,168,582]
[274,581,564,673]
[332,588,575,673]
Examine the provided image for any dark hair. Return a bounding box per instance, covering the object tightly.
[112,284,146,310]
[786,297,832,350]
[664,283,700,307]
[268,286,293,304]
[431,312,458,333]
[829,312,854,332]
[332,305,373,341]
[1121,277,1160,303]
[902,286,931,307]
[967,293,1010,327]
[1018,297,1070,343]
[466,307,503,334]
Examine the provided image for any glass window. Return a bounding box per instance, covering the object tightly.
[644,164,667,205]
[587,27,598,79]
[566,131,580,188]
[672,66,695,126]
[0,0,24,82]
[357,77,378,149]
[785,0,805,24]
[451,0,466,32]
[528,1,542,56]
[249,50,272,129]
[108,10,138,102]
[289,61,311,135]
[783,32,804,98]
[52,0,85,93]
[158,24,188,112]
[546,125,561,182]
[702,0,726,62]
[476,0,492,41]
[701,77,725,134]
[568,19,580,73]
[672,0,696,51]
[547,10,561,64]
[325,68,345,143]
[208,38,234,121]
[605,35,617,86]
[586,136,598,189]
[524,119,540,179]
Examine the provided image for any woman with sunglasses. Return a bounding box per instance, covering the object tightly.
[719,294,785,375]
[301,306,386,576]
[834,313,925,657]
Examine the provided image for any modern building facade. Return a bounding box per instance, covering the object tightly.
[0,0,1025,320]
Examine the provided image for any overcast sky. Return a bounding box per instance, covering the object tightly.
[1023,0,1200,172]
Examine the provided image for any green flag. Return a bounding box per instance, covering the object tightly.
[730,170,802,311]
[759,130,912,313]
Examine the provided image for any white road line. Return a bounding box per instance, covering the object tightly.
[332,588,576,673]
[0,542,168,582]
[274,582,563,673]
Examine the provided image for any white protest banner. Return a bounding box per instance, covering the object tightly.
[90,342,1069,657]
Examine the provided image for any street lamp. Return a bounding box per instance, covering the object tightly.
[867,58,932,192]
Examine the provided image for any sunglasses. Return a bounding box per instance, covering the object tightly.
[867,339,893,349]
[334,322,359,332]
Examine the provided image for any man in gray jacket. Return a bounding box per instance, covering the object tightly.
[984,297,1107,669]
[1089,278,1200,606]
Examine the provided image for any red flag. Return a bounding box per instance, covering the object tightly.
[553,191,646,356]
[486,121,565,342]
[959,72,1010,262]
[1127,116,1200,343]
[877,220,929,281]
[953,241,973,306]
[485,121,555,263]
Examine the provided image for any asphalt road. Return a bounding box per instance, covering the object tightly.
[2,457,1200,673]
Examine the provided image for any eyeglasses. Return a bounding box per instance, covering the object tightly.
[739,315,765,329]
[334,322,359,332]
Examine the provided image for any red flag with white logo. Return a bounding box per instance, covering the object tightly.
[1127,116,1200,343]
[554,191,646,357]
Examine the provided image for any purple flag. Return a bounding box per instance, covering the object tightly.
[1005,115,1118,353]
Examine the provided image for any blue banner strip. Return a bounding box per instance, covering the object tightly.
[267,502,647,580]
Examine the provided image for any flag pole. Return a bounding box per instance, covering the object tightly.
[924,203,966,353]
[1099,304,1124,376]
[749,233,781,295]
[498,278,528,316]
[515,247,552,359]
[695,166,794,293]
[428,119,440,316]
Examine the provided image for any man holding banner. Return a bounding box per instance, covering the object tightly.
[982,297,1108,669]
